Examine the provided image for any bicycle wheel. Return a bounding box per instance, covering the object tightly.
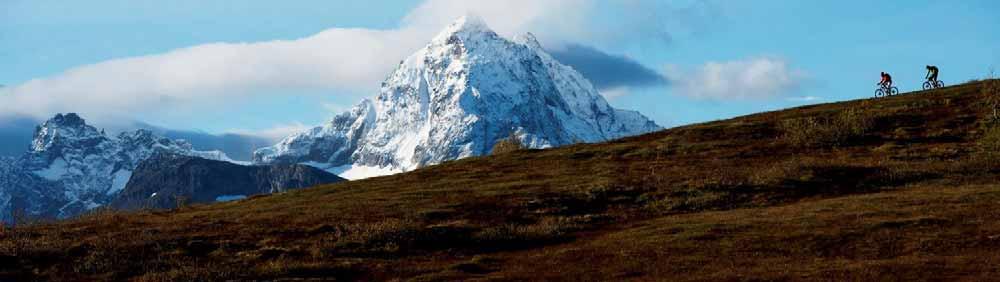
[875,88,885,98]
[935,80,944,88]
[890,87,899,96]
[923,81,932,90]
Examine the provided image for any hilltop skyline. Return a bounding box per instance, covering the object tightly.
[1,0,997,140]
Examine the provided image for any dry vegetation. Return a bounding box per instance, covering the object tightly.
[2,80,1000,281]
[491,132,527,155]
[779,106,875,147]
[985,69,1000,120]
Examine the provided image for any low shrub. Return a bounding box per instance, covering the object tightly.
[984,77,1000,120]
[779,107,875,147]
[491,133,526,155]
[330,219,426,255]
[977,123,1000,160]
[473,217,580,249]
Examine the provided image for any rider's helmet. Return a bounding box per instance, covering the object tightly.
[926,65,931,69]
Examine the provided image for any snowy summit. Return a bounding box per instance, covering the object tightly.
[253,16,661,179]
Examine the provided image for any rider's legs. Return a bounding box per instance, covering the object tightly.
[929,73,938,82]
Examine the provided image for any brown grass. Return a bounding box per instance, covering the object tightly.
[779,106,875,147]
[2,80,1000,281]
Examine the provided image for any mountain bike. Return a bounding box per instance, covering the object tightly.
[922,79,944,90]
[875,83,899,98]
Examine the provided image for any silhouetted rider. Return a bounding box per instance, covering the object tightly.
[926,65,939,82]
[879,72,893,88]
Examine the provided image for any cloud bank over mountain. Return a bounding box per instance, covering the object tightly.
[0,115,276,161]
[549,44,668,90]
[0,0,685,125]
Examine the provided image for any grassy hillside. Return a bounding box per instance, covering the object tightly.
[3,80,1000,281]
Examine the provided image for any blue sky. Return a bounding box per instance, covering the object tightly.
[1,0,998,138]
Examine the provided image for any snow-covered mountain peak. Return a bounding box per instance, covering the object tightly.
[255,16,661,179]
[31,113,107,153]
[117,129,195,152]
[516,32,544,50]
[431,15,492,44]
[117,128,156,142]
[46,113,87,128]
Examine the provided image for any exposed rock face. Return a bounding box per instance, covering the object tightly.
[0,156,63,222]
[110,153,345,211]
[253,16,660,178]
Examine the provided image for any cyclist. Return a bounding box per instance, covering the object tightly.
[926,65,939,83]
[879,72,893,89]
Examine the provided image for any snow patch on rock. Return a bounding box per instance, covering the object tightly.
[329,164,402,180]
[33,158,68,181]
[109,169,132,196]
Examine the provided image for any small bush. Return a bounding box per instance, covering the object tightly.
[646,190,732,213]
[779,107,875,147]
[980,72,1000,157]
[306,216,583,257]
[491,133,526,155]
[335,219,424,254]
[310,218,475,257]
[984,77,1000,120]
[173,195,190,210]
[473,217,580,248]
[978,123,1000,155]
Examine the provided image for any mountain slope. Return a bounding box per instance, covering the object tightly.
[109,153,345,210]
[253,16,659,178]
[4,80,999,280]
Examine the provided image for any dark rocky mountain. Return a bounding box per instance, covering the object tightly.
[110,153,345,210]
[0,113,234,221]
[0,156,63,222]
[0,113,343,222]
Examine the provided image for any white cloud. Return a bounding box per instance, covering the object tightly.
[229,122,311,142]
[599,87,631,100]
[0,1,587,123]
[0,27,429,122]
[0,0,706,125]
[786,96,822,102]
[402,0,594,47]
[666,57,806,100]
[320,102,348,114]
